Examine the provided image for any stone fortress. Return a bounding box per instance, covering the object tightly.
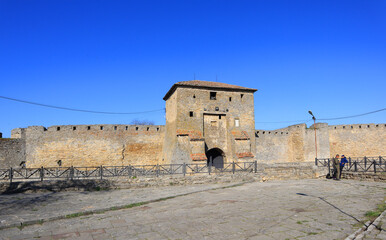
[0,80,385,168]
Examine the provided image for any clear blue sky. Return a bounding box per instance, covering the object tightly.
[0,0,385,137]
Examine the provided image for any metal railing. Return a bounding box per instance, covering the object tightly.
[315,156,386,174]
[0,161,258,183]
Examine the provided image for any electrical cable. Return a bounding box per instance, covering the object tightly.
[0,95,165,115]
[1,95,384,120]
[255,108,385,124]
[318,108,386,121]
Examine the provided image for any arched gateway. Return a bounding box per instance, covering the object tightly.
[206,148,224,169]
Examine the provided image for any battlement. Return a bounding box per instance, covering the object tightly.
[11,124,165,139]
[329,123,386,130]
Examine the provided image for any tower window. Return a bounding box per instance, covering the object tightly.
[73,126,76,130]
[241,94,244,99]
[235,119,240,127]
[229,97,232,102]
[189,111,194,117]
[87,126,91,130]
[210,92,217,100]
[100,126,104,130]
[114,126,117,130]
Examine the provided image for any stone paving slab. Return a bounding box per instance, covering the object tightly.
[0,179,385,240]
[0,182,242,229]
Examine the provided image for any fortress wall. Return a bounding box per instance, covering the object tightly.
[21,124,165,168]
[256,123,330,163]
[329,123,386,158]
[0,137,25,168]
[255,128,291,163]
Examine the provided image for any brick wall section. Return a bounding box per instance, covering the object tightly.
[0,138,25,168]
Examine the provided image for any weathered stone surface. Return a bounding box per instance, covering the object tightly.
[0,138,25,168]
[0,179,385,239]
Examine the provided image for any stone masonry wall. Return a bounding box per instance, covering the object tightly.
[255,123,330,163]
[0,138,25,168]
[14,124,165,168]
[329,123,386,157]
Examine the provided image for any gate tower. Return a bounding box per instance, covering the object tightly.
[162,80,257,167]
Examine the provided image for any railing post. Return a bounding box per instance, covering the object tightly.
[208,164,211,175]
[40,167,44,182]
[315,158,317,166]
[354,161,357,172]
[379,156,382,167]
[254,161,257,173]
[373,161,376,173]
[156,164,159,177]
[9,167,13,183]
[327,159,330,176]
[349,157,351,167]
[183,163,186,177]
[364,156,367,170]
[70,166,74,180]
[232,161,235,174]
[100,165,103,180]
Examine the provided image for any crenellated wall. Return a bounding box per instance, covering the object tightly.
[255,123,330,163]
[11,124,165,168]
[1,122,384,168]
[328,123,386,157]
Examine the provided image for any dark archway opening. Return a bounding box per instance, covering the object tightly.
[206,148,224,169]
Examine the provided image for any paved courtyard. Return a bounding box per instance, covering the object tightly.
[0,179,385,240]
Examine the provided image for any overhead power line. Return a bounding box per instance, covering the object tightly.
[1,95,384,120]
[318,108,386,121]
[0,96,165,115]
[256,108,385,124]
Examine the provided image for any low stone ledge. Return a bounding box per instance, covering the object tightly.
[342,172,386,182]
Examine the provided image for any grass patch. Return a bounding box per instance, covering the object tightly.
[296,220,308,225]
[65,212,87,219]
[308,232,318,235]
[365,199,386,222]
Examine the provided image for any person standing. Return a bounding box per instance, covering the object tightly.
[340,155,348,179]
[333,154,340,180]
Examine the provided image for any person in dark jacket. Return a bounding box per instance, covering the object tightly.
[333,154,340,180]
[340,155,348,179]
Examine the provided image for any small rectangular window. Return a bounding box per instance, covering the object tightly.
[114,126,117,130]
[100,126,104,130]
[235,119,240,127]
[229,97,232,102]
[73,126,76,130]
[210,92,217,100]
[189,111,194,117]
[241,94,244,99]
[87,126,91,130]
